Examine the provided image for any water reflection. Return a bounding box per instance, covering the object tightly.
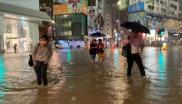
[0,52,64,104]
[110,48,125,71]
[0,47,182,104]
[103,77,130,104]
[32,89,49,104]
[113,49,120,69]
[67,49,72,64]
[0,55,6,104]
[158,51,167,80]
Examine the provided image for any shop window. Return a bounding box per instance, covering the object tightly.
[170,12,175,15]
[160,1,163,5]
[179,6,182,11]
[156,7,160,11]
[156,0,159,4]
[174,5,177,10]
[148,5,154,10]
[161,8,167,13]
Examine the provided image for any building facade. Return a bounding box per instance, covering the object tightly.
[129,0,182,17]
[102,0,128,47]
[0,0,51,53]
[128,0,182,45]
[52,0,87,41]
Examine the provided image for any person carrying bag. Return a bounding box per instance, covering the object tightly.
[31,35,53,86]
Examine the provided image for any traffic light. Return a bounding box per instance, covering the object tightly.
[160,28,164,35]
[157,28,165,37]
[157,28,160,34]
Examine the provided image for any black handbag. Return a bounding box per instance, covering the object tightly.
[122,44,131,57]
[28,55,34,67]
[28,44,39,67]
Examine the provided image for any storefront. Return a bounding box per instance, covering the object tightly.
[0,2,51,53]
[52,1,88,48]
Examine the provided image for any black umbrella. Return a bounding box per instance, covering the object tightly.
[138,25,150,34]
[121,21,141,29]
[121,21,150,34]
[90,32,106,37]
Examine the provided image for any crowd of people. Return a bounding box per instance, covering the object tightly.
[30,25,147,88]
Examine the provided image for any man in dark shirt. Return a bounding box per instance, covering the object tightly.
[89,39,97,64]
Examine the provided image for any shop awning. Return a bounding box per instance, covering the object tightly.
[0,2,51,21]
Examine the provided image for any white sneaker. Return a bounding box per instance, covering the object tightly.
[142,76,146,79]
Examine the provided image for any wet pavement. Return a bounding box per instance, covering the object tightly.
[0,47,182,104]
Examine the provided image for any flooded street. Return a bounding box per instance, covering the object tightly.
[0,47,182,104]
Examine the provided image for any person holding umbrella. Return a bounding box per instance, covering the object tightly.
[89,39,97,64]
[121,22,149,79]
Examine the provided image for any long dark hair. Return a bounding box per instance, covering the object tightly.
[128,36,131,40]
[40,35,49,41]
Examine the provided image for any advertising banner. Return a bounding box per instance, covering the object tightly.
[88,6,97,35]
[53,4,68,15]
[68,3,87,14]
[53,2,87,15]
[128,2,145,13]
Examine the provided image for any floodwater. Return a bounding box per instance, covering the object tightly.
[0,47,182,104]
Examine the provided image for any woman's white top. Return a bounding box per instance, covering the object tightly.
[131,44,139,54]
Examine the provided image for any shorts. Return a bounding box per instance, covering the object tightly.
[98,53,104,60]
[90,54,96,60]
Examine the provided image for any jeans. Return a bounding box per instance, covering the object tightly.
[34,61,48,86]
[127,53,146,77]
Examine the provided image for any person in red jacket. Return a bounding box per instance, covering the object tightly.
[97,39,104,64]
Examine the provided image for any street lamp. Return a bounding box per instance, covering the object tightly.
[117,0,127,10]
[117,1,122,6]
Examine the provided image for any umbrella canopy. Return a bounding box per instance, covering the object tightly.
[90,32,106,37]
[121,21,150,34]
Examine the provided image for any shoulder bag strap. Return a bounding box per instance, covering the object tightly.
[35,43,40,55]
